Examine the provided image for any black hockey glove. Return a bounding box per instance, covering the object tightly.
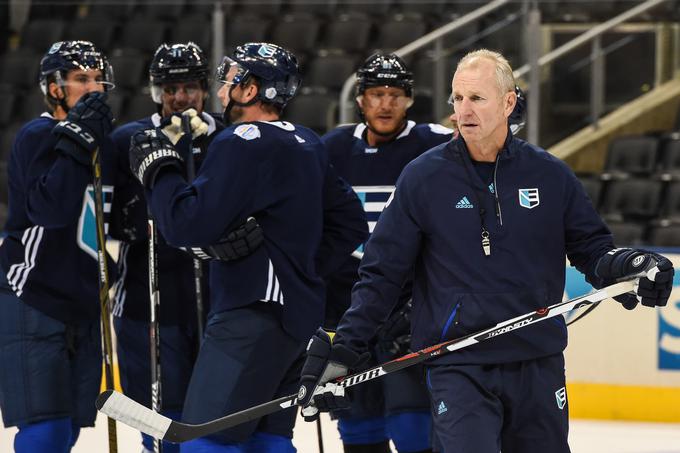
[376,300,413,357]
[52,91,113,165]
[182,217,264,261]
[129,129,184,190]
[595,248,674,310]
[298,328,369,422]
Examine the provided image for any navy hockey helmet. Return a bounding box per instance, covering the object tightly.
[509,86,526,135]
[356,53,414,97]
[149,42,209,103]
[39,40,114,95]
[216,42,301,108]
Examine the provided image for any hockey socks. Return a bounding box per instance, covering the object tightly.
[14,417,74,453]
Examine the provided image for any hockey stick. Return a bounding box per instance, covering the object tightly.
[96,278,639,443]
[148,185,162,453]
[91,147,118,453]
[182,115,205,341]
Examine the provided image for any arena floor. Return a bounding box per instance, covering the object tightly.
[2,412,680,452]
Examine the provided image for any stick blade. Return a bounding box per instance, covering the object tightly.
[96,390,173,441]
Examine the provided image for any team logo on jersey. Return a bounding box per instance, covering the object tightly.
[77,185,114,260]
[519,188,540,209]
[364,147,378,154]
[258,44,277,58]
[555,387,567,410]
[437,401,448,415]
[456,196,474,209]
[488,183,495,194]
[353,186,395,252]
[294,134,306,143]
[234,124,261,141]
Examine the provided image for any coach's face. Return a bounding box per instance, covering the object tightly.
[451,59,515,154]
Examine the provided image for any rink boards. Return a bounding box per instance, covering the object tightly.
[563,249,680,422]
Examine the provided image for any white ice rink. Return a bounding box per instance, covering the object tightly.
[2,412,680,452]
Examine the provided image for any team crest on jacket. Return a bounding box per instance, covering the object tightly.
[234,124,261,141]
[518,188,540,209]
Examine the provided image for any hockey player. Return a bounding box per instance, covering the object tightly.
[320,53,454,453]
[298,49,674,453]
[0,40,116,452]
[127,42,340,452]
[108,42,224,453]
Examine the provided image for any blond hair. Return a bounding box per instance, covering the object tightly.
[455,49,515,95]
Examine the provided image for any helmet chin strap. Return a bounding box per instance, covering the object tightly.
[222,83,259,125]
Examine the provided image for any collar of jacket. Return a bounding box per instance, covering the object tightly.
[446,125,515,162]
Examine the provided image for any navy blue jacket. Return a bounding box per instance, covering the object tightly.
[109,112,221,325]
[0,113,117,324]
[335,131,615,364]
[148,121,329,341]
[322,121,454,327]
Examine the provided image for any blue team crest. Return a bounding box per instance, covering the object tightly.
[77,185,113,260]
[518,188,540,209]
[258,44,277,58]
[233,124,261,140]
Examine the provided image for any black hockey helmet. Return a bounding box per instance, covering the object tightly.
[509,85,526,135]
[149,42,209,103]
[216,42,301,108]
[39,40,114,95]
[356,53,414,97]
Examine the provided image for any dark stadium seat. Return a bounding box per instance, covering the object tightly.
[115,20,168,55]
[606,221,645,247]
[137,0,186,20]
[647,223,680,247]
[306,51,358,92]
[271,13,321,54]
[323,12,373,52]
[270,13,322,56]
[336,0,393,16]
[64,19,118,52]
[0,51,40,91]
[21,90,49,122]
[169,17,212,53]
[0,92,16,127]
[87,0,138,20]
[224,15,270,53]
[0,122,23,163]
[108,54,149,92]
[659,181,680,222]
[0,161,7,204]
[287,0,336,16]
[118,93,156,125]
[577,174,604,207]
[599,178,663,221]
[602,135,659,179]
[20,19,66,53]
[236,0,283,17]
[399,0,447,17]
[284,89,337,135]
[373,13,428,53]
[657,133,680,180]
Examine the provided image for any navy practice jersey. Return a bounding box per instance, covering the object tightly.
[321,120,454,327]
[0,113,118,324]
[335,132,615,364]
[148,121,328,341]
[109,112,223,325]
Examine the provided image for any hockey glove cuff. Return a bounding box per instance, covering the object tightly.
[129,129,184,190]
[182,217,264,261]
[595,248,674,309]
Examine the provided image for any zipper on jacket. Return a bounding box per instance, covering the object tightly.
[493,154,503,226]
[439,301,461,341]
